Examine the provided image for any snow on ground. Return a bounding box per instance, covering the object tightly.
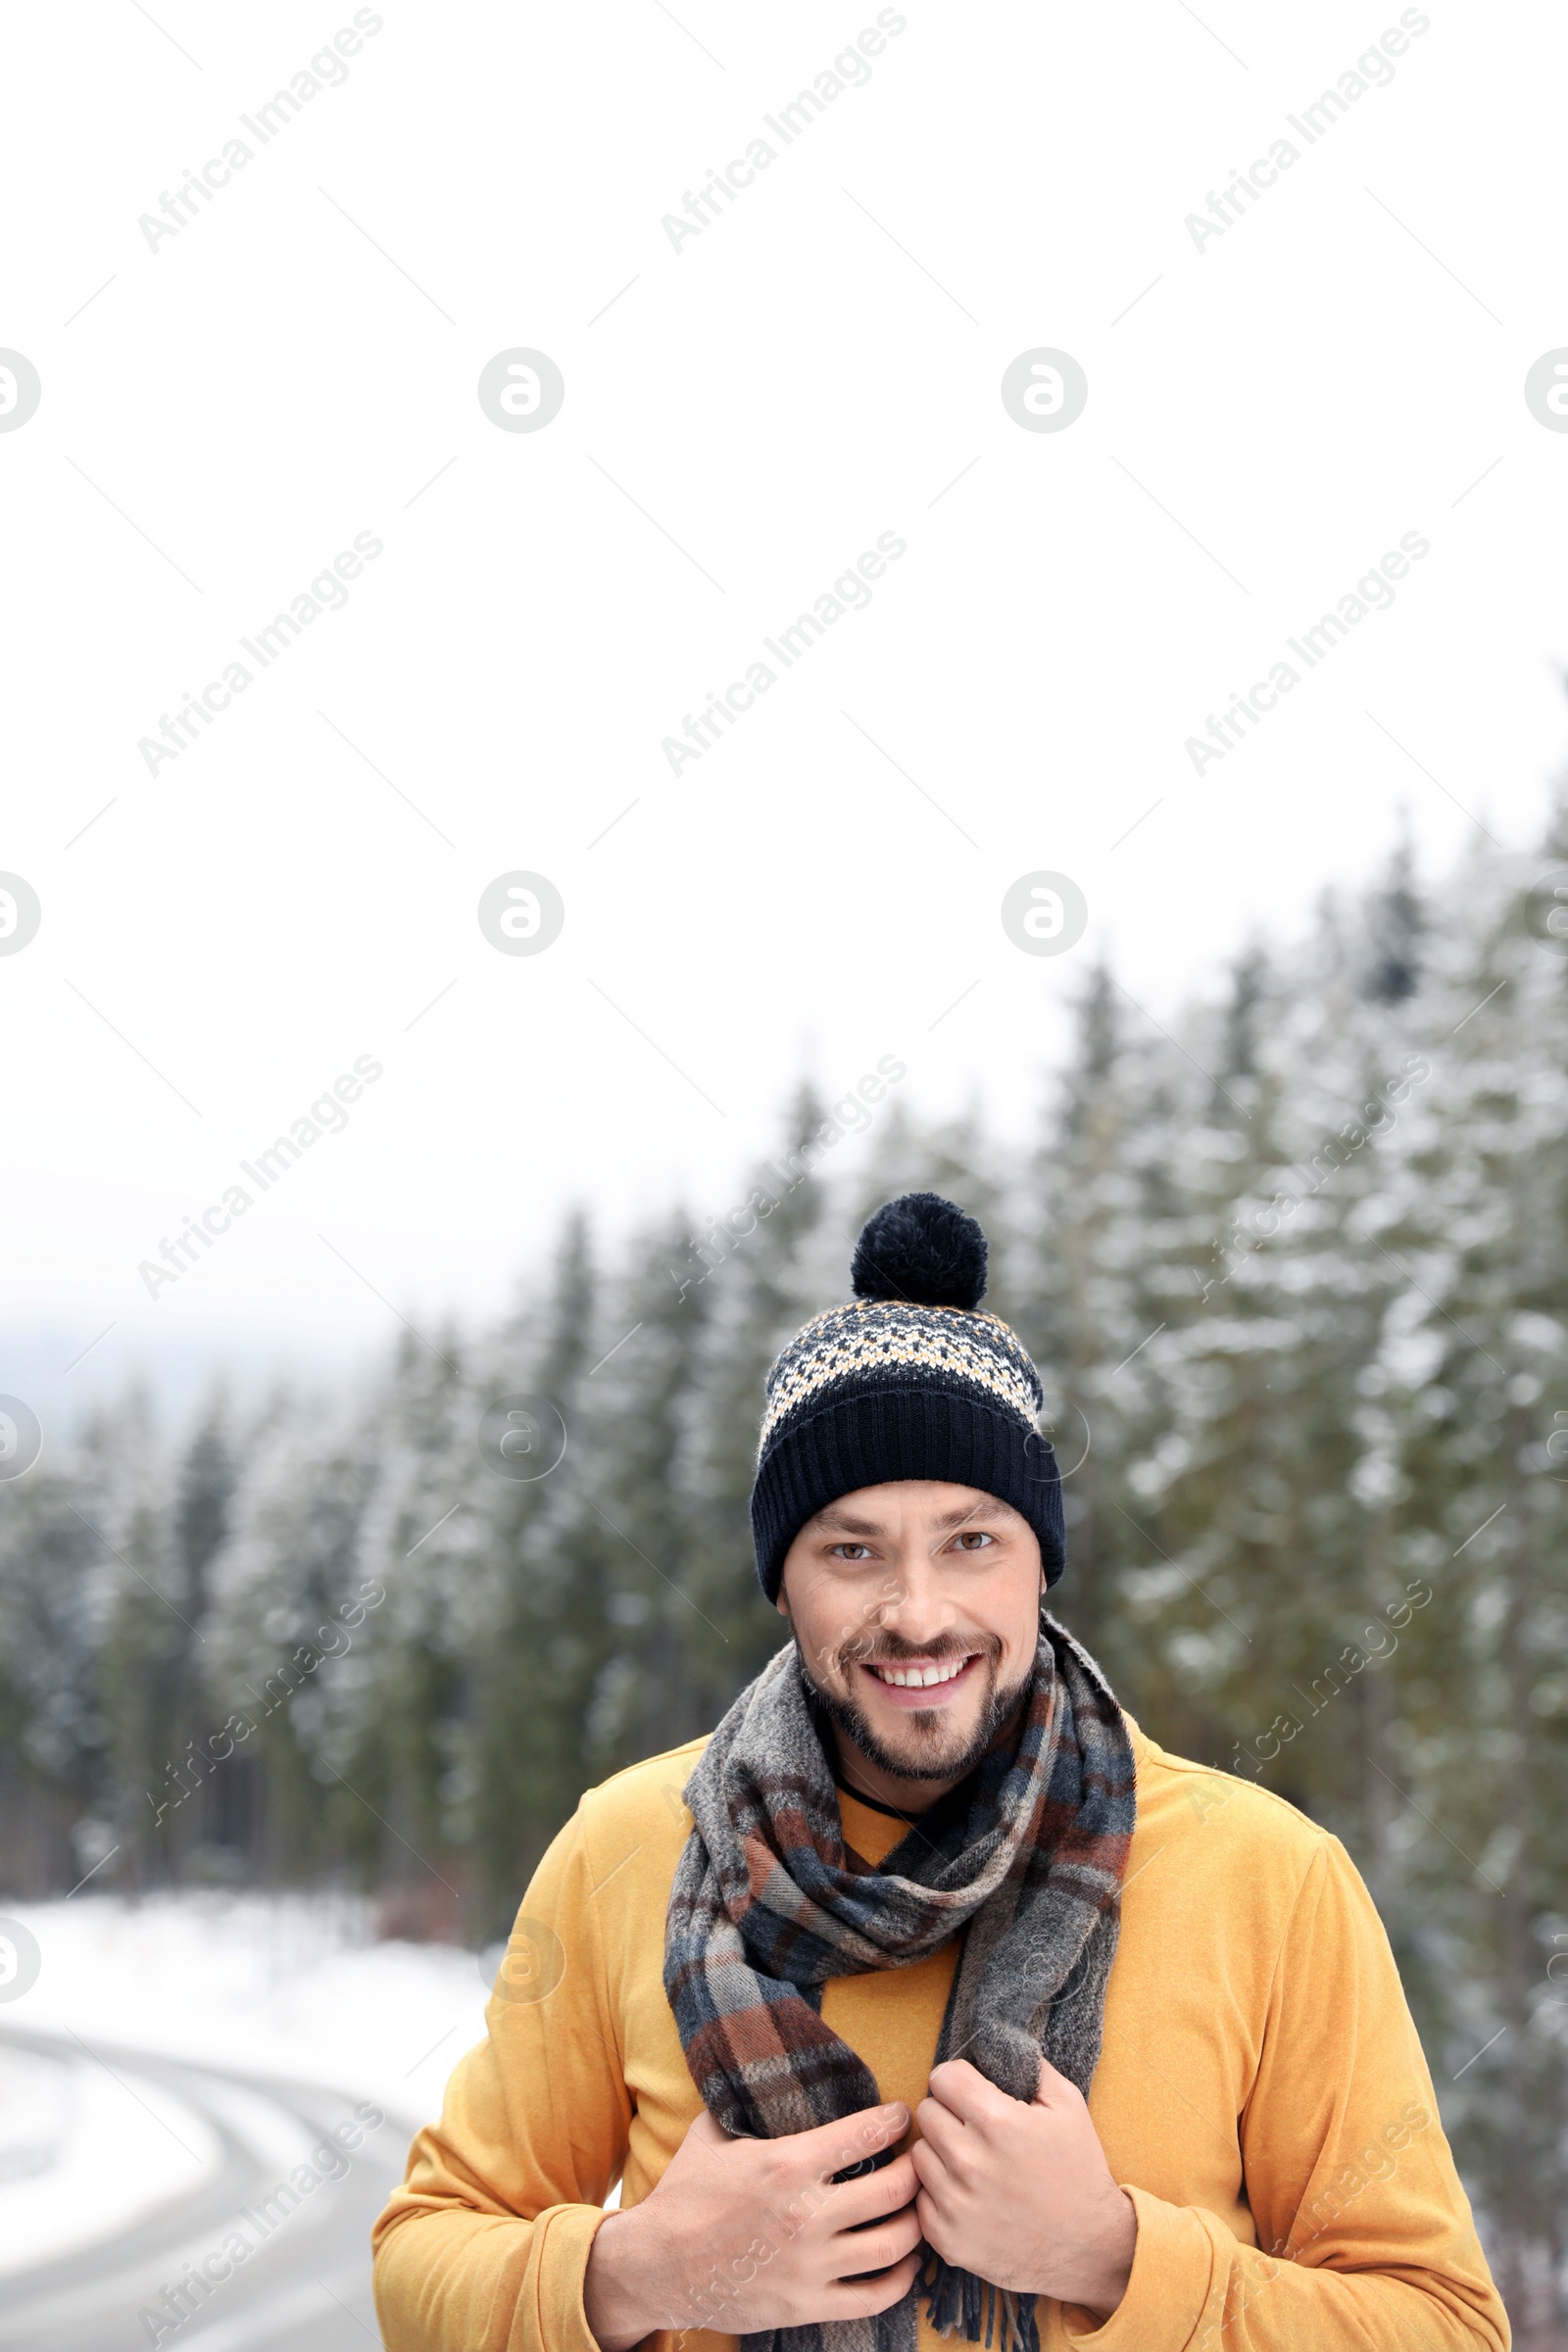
[0,1894,624,2273]
[4,1891,492,2130]
[0,2040,224,2278]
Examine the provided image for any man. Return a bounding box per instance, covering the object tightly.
[372,1192,1509,2352]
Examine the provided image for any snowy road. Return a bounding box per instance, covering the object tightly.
[0,2025,402,2351]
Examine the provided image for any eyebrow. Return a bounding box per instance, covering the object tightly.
[928,1498,1011,1532]
[812,1507,886,1537]
[811,1496,1012,1539]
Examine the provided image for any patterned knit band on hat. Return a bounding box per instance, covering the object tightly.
[749,1191,1066,1602]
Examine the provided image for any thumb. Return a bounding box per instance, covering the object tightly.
[1031,2055,1081,2109]
[681,2108,737,2153]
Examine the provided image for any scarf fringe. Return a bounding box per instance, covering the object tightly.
[924,2256,1040,2352]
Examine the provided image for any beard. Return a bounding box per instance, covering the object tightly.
[799,1630,1037,1787]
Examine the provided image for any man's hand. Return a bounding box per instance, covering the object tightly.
[584,2100,922,2352]
[911,2059,1137,2320]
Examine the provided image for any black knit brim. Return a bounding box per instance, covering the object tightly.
[750,1388,1066,1603]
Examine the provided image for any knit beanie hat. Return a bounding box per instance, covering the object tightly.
[749,1192,1065,1602]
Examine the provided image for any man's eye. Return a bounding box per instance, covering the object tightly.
[831,1544,873,1560]
[951,1532,993,1551]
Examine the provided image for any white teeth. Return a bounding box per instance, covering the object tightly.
[872,1657,969,1688]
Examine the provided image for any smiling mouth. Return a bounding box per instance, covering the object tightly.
[858,1653,981,1707]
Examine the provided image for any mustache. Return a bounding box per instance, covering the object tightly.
[834,1630,1003,1675]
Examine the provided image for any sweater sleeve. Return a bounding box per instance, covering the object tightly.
[371,1804,633,2352]
[1063,1838,1510,2352]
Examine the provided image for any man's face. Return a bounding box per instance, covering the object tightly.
[776,1481,1043,1787]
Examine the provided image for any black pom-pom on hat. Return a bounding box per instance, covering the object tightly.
[850,1191,989,1311]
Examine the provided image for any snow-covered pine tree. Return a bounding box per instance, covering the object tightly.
[0,1449,106,1892]
[1013,962,1186,1699]
[202,1383,381,1884]
[682,1085,844,1713]
[1360,819,1568,2332]
[467,1211,620,1922]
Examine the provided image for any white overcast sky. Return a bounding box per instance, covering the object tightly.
[4,0,1567,1434]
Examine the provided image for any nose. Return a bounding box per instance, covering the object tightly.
[871,1549,960,1651]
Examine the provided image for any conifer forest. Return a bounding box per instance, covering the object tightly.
[4,821,1567,2332]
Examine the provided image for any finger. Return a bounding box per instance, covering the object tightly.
[803,2100,910,2182]
[829,2206,923,2278]
[832,2249,924,2320]
[912,2095,966,2164]
[915,2184,951,2252]
[822,2150,918,2230]
[911,2154,963,2220]
[927,2060,1009,2127]
[835,2259,920,2313]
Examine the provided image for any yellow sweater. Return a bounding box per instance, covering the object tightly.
[371,1714,1508,2352]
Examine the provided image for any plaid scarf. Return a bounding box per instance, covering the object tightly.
[663,1615,1136,2352]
